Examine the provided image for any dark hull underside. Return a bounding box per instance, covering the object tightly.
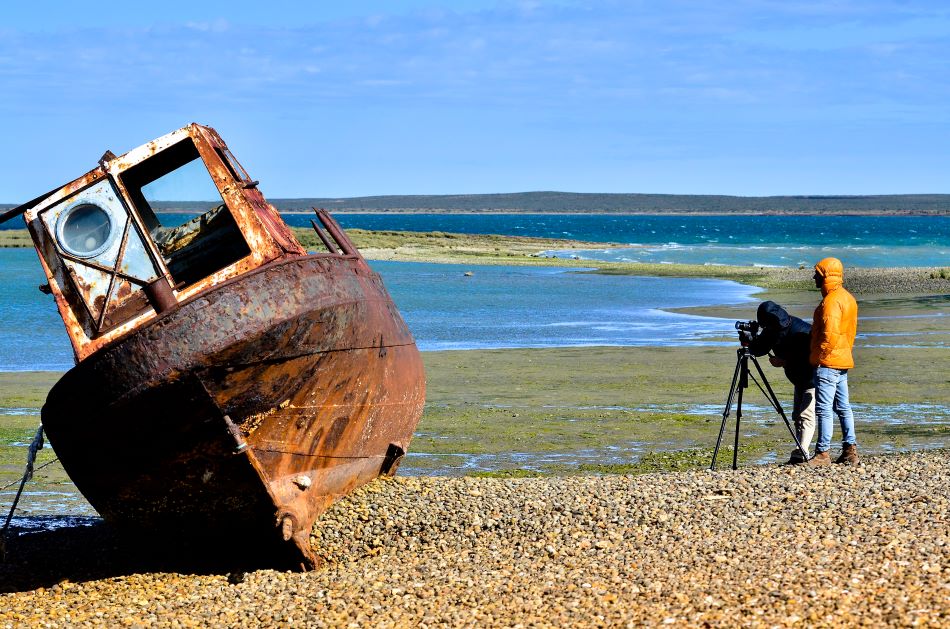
[41,254,426,568]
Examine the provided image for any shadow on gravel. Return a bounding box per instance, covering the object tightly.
[0,517,304,593]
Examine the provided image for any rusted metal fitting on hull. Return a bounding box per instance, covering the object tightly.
[278,512,298,542]
[144,276,178,314]
[222,415,247,454]
[380,443,406,477]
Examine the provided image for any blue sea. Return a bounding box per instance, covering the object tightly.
[334,213,950,267]
[58,213,944,268]
[2,213,947,371]
[6,213,947,266]
[0,249,759,371]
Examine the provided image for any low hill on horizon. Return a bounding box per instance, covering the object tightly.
[3,192,948,215]
[272,192,949,214]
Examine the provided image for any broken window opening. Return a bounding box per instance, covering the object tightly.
[215,146,252,183]
[121,139,251,287]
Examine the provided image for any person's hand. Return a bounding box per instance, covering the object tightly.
[769,356,786,368]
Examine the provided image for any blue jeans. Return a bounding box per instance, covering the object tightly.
[815,366,856,452]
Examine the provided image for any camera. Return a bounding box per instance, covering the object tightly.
[735,320,759,333]
[735,320,759,345]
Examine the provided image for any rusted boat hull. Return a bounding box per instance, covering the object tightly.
[41,254,426,568]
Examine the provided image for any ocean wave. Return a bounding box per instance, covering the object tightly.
[542,243,948,267]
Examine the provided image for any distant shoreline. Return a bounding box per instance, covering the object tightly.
[265,191,950,215]
[14,208,950,217]
[261,209,948,216]
[4,190,949,216]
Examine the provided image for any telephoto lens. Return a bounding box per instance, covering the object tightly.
[735,320,759,332]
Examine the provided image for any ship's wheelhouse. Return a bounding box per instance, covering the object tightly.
[20,124,305,361]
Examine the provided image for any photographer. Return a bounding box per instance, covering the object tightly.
[747,301,816,464]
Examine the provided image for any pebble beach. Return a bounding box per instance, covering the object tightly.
[1,450,947,627]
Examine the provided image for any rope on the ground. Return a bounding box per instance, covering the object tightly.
[1,425,47,560]
[0,457,60,493]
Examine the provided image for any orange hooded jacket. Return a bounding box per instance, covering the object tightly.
[810,257,858,369]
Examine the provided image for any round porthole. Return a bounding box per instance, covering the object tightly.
[56,202,116,259]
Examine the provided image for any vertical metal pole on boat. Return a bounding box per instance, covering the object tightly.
[223,415,247,454]
[144,276,178,314]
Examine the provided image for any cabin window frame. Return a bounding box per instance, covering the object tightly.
[118,137,255,290]
[36,175,163,336]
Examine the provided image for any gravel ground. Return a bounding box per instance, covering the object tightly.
[753,266,950,295]
[1,450,948,627]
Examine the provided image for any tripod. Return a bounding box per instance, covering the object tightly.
[711,344,810,470]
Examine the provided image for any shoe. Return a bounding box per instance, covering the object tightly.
[807,450,831,466]
[835,444,859,465]
[787,449,809,465]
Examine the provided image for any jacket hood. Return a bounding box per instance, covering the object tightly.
[756,300,791,332]
[815,257,844,295]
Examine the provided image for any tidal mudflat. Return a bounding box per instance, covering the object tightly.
[410,341,950,476]
[3,328,948,517]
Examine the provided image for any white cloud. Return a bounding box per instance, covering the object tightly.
[184,18,231,33]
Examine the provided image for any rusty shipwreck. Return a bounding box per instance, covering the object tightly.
[1,124,426,568]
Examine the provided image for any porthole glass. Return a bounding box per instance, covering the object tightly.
[57,203,114,258]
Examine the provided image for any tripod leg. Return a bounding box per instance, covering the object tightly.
[711,350,743,471]
[749,356,809,461]
[733,361,745,470]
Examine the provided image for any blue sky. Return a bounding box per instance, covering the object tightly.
[2,1,948,200]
